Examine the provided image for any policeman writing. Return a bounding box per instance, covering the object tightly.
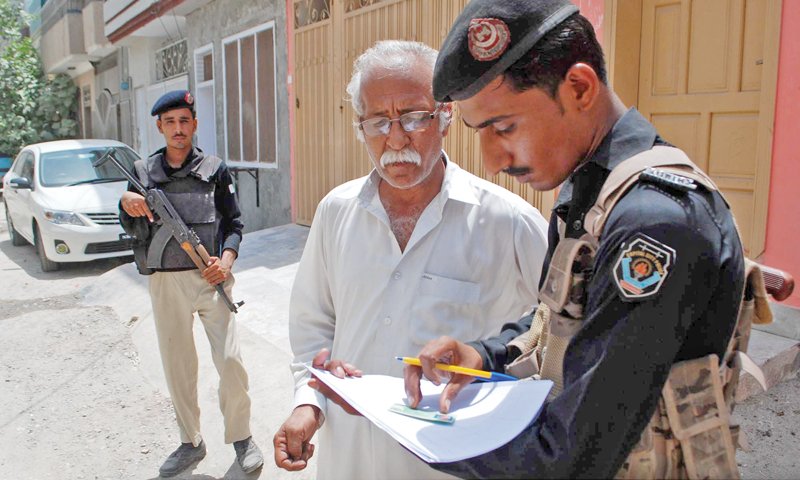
[400,0,747,478]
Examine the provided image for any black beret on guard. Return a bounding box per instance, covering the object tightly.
[433,0,579,102]
[151,89,195,116]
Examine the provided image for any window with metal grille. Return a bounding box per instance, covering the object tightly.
[294,0,330,28]
[155,39,189,82]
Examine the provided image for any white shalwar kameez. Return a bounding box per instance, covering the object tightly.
[290,155,549,480]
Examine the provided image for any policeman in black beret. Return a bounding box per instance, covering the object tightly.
[403,1,746,478]
[120,90,264,476]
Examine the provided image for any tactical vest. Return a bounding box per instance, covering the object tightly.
[134,153,222,270]
[505,146,773,480]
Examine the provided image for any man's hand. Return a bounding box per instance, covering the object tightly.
[202,249,236,286]
[308,348,362,416]
[273,405,320,471]
[120,191,153,222]
[403,336,483,414]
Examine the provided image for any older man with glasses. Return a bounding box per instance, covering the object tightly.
[272,40,549,480]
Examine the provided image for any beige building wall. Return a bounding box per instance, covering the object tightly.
[40,9,86,74]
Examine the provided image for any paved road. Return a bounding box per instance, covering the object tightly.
[0,203,180,479]
[0,202,313,480]
[735,373,800,478]
[1,200,798,479]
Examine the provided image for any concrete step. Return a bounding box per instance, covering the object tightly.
[737,303,800,402]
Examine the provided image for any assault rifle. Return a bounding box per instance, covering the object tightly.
[95,148,244,313]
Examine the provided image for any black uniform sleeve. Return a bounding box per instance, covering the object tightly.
[434,186,735,479]
[466,313,534,372]
[215,163,244,255]
[118,203,136,235]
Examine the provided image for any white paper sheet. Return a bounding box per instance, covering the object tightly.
[307,365,553,463]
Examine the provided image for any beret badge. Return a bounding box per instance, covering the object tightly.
[468,18,511,62]
[184,91,194,105]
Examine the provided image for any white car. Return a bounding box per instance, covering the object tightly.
[3,139,139,271]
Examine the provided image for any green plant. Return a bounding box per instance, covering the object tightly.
[0,0,78,154]
[38,73,79,141]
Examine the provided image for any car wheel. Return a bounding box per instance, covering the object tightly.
[34,222,59,272]
[4,203,27,246]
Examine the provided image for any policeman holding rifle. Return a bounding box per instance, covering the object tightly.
[119,90,263,477]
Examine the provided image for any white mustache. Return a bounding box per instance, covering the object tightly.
[381,148,421,168]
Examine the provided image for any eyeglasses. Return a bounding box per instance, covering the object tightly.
[358,108,439,137]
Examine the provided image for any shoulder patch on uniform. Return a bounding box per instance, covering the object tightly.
[640,167,696,192]
[613,233,676,301]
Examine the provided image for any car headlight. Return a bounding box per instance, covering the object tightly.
[43,209,88,226]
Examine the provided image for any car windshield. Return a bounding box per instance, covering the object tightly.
[39,147,138,187]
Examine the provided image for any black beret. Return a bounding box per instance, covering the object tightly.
[433,0,579,102]
[151,89,195,116]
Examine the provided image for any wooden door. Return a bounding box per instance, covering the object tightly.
[636,0,780,256]
[293,0,336,225]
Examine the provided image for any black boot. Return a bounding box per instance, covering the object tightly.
[159,440,206,477]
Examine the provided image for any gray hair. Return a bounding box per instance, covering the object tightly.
[346,40,451,140]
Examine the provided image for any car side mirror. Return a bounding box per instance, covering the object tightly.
[10,177,31,189]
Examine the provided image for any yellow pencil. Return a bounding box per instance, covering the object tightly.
[395,357,517,381]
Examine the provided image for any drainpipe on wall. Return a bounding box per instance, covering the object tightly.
[286,0,297,223]
[118,46,135,148]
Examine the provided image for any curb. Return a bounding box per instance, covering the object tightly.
[737,334,800,403]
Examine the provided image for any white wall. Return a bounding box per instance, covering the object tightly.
[127,39,158,88]
[195,84,217,157]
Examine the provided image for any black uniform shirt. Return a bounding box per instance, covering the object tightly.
[441,109,745,478]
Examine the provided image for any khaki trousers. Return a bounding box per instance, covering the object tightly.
[149,270,251,446]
